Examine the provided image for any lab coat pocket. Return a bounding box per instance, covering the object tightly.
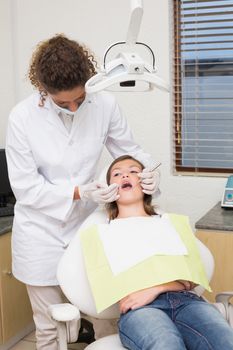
[82,136,105,174]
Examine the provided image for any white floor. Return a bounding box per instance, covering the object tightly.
[9,331,87,350]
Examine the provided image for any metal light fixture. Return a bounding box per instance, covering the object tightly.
[85,0,169,93]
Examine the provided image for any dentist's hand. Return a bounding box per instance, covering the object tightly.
[138,167,160,195]
[78,181,120,204]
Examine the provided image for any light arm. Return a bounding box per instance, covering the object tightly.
[126,0,143,46]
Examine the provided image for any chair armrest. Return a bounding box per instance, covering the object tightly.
[48,303,80,322]
[215,292,233,328]
[215,291,233,304]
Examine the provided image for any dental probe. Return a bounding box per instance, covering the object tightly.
[133,163,162,187]
[150,162,162,171]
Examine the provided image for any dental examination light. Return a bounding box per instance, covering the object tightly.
[85,0,169,93]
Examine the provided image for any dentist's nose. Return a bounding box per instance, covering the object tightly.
[67,102,79,111]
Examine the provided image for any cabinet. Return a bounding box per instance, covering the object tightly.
[0,231,33,346]
[196,229,233,302]
[195,202,233,303]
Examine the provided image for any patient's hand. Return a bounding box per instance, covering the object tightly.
[119,281,186,314]
[178,280,198,290]
[119,287,161,314]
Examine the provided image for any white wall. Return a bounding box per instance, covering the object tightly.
[0,0,16,145]
[0,0,227,227]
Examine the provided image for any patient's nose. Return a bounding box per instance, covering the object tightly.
[122,173,129,178]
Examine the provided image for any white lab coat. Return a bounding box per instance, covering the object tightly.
[6,91,154,286]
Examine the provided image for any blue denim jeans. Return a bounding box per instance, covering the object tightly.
[118,291,233,350]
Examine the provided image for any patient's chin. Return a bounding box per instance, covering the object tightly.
[117,191,143,205]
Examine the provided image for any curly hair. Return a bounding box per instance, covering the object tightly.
[28,34,97,94]
[105,155,157,221]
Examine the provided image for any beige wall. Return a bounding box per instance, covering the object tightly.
[0,0,227,227]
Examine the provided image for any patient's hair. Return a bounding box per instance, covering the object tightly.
[105,155,157,220]
[28,33,97,94]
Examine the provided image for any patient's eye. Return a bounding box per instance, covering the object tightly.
[130,166,141,174]
[113,172,121,177]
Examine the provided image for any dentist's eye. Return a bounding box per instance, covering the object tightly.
[57,102,66,107]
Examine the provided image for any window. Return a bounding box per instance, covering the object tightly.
[173,0,233,174]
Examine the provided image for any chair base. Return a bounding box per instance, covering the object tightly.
[77,318,95,344]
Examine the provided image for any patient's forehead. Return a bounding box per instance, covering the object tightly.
[111,159,143,172]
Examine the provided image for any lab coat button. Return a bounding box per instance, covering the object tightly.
[69,140,74,146]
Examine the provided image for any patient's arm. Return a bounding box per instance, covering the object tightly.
[119,281,187,314]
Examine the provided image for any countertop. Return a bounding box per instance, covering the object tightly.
[0,216,13,236]
[195,202,233,232]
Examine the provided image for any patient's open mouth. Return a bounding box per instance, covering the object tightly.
[121,182,132,189]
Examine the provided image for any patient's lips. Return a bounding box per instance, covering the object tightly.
[121,181,133,190]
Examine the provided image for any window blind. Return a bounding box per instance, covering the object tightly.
[173,0,233,174]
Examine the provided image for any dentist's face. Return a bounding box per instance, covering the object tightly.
[109,159,144,204]
[49,85,86,113]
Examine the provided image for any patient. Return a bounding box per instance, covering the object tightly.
[105,155,233,350]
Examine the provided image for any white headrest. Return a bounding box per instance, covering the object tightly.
[98,165,109,184]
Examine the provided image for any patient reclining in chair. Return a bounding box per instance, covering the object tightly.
[80,155,233,349]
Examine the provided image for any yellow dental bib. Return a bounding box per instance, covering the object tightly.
[80,214,211,313]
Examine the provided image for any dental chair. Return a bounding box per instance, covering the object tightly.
[48,208,233,350]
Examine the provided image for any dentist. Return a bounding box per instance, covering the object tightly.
[6,34,159,350]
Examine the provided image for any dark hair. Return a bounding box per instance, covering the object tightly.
[28,34,97,94]
[105,155,157,220]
